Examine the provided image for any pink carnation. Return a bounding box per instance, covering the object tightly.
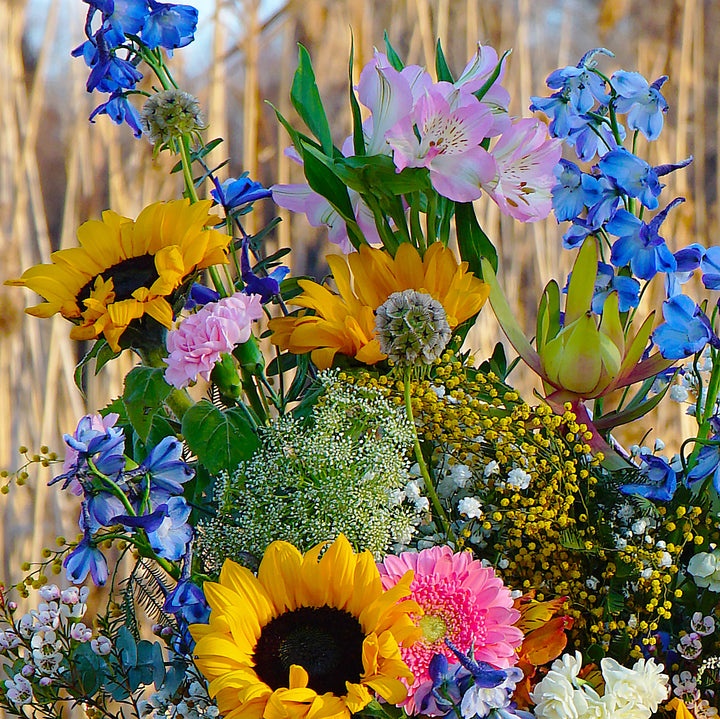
[164,293,263,389]
[378,545,523,713]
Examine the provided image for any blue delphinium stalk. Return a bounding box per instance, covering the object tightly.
[701,246,720,290]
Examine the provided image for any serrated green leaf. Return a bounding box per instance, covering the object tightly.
[435,39,454,82]
[455,201,498,276]
[181,400,258,474]
[291,45,334,155]
[123,367,173,443]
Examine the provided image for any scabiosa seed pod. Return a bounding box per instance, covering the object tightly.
[140,89,206,145]
[375,289,451,365]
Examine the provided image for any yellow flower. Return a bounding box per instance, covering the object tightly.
[190,534,420,719]
[6,199,230,351]
[269,242,489,369]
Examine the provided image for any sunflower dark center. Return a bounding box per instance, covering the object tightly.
[76,255,159,306]
[253,605,365,695]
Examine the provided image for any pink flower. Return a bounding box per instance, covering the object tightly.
[484,117,562,222]
[378,545,523,712]
[163,293,263,389]
[386,86,497,203]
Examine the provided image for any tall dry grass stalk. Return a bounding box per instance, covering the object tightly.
[0,0,715,606]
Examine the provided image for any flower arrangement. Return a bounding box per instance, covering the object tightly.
[3,4,720,719]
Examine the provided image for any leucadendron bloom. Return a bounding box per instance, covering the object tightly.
[482,237,673,458]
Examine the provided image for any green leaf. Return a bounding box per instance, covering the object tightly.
[291,45,334,155]
[455,201,498,276]
[435,39,454,82]
[74,339,121,392]
[117,626,138,668]
[267,352,298,376]
[181,400,258,475]
[123,366,173,443]
[72,642,105,696]
[302,145,356,220]
[536,280,561,351]
[473,49,511,102]
[605,588,625,614]
[333,155,430,196]
[349,37,366,157]
[593,378,674,432]
[383,32,405,70]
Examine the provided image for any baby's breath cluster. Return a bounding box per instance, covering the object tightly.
[197,371,424,569]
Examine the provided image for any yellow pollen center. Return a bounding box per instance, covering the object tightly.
[419,614,447,644]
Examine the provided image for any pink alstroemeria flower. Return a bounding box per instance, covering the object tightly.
[484,117,562,222]
[386,85,496,203]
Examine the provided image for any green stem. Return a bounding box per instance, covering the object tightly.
[403,368,455,542]
[87,459,136,517]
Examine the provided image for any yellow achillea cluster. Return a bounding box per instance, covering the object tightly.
[343,352,716,651]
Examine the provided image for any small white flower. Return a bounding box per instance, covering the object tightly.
[449,463,472,489]
[5,674,33,706]
[688,550,720,592]
[677,633,703,660]
[404,480,422,502]
[431,384,446,399]
[586,576,599,590]
[669,384,689,402]
[640,567,653,580]
[617,503,635,521]
[615,536,628,550]
[457,496,483,519]
[691,612,715,636]
[38,585,60,602]
[632,518,648,535]
[653,439,665,451]
[507,467,532,490]
[70,622,93,642]
[91,636,112,656]
[483,460,500,477]
[659,551,672,568]
[601,656,669,715]
[414,496,429,512]
[498,557,509,569]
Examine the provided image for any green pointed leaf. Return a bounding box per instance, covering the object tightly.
[333,155,430,195]
[536,281,560,351]
[435,39,454,82]
[455,201,498,277]
[181,400,258,475]
[482,257,543,376]
[473,49,511,102]
[383,32,405,70]
[598,291,625,355]
[565,237,597,326]
[122,367,173,443]
[594,377,674,432]
[291,45,334,155]
[349,37,366,157]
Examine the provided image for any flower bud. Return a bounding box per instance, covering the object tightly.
[140,89,206,145]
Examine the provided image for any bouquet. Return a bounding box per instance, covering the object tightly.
[1,3,719,719]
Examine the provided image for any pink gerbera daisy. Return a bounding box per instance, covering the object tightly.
[378,545,524,712]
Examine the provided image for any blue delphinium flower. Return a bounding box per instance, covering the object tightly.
[529,93,575,138]
[164,578,210,624]
[607,198,682,280]
[551,160,601,222]
[653,294,719,360]
[211,176,273,211]
[184,283,220,310]
[99,0,152,47]
[413,654,470,717]
[89,92,143,137]
[688,439,720,493]
[64,531,109,586]
[566,113,624,162]
[241,238,290,304]
[621,455,677,501]
[585,174,625,228]
[84,491,128,533]
[666,243,704,297]
[139,435,194,495]
[141,0,198,50]
[562,218,596,250]
[591,263,640,314]
[81,34,144,93]
[599,149,661,210]
[612,71,669,141]
[701,246,720,290]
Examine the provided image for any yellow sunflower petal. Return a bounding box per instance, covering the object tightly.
[258,541,304,614]
[218,559,276,626]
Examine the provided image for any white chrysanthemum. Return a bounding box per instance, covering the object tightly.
[197,372,422,564]
[601,657,669,718]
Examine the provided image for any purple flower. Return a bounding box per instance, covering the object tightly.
[84,492,128,533]
[164,579,210,624]
[64,534,108,586]
[666,243,704,297]
[240,238,289,304]
[139,436,194,495]
[82,36,144,93]
[607,199,682,280]
[412,654,469,717]
[566,112,625,161]
[211,177,272,211]
[141,0,198,50]
[184,283,220,310]
[621,455,677,501]
[612,71,669,141]
[552,159,601,222]
[89,92,143,137]
[599,149,661,210]
[652,294,718,360]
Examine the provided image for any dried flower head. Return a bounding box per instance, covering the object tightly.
[140,89,206,145]
[375,289,451,365]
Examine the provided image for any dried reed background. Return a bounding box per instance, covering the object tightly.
[0,0,716,591]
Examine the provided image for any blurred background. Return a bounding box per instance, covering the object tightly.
[0,0,716,587]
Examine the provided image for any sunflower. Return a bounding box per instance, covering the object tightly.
[268,242,489,369]
[6,199,230,351]
[190,534,420,719]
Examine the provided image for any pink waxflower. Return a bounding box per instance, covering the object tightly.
[163,293,263,389]
[484,117,562,222]
[378,545,523,712]
[385,85,497,203]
